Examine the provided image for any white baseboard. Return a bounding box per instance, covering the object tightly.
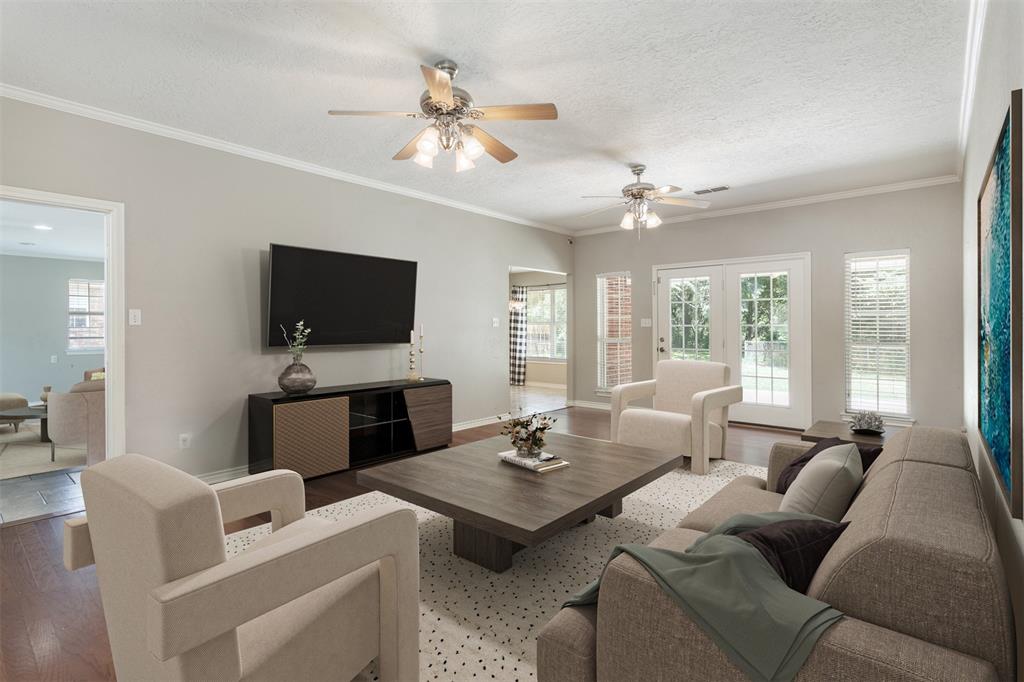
[454,413,510,431]
[569,400,610,410]
[524,381,568,389]
[198,464,250,484]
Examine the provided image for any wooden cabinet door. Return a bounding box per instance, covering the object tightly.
[404,384,452,450]
[272,396,349,478]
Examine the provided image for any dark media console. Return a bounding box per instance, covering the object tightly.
[248,378,452,479]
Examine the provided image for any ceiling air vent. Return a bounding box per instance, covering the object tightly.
[694,185,730,195]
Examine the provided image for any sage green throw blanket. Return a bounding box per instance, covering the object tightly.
[564,512,843,682]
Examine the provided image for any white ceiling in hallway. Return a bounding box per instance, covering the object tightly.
[0,1,969,233]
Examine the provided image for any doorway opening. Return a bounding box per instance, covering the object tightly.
[509,267,568,416]
[653,253,812,429]
[0,188,125,526]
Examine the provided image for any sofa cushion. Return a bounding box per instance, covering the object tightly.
[649,527,705,552]
[809,459,1014,680]
[678,476,782,533]
[69,379,105,393]
[736,519,849,593]
[863,426,973,484]
[774,437,845,493]
[779,443,861,521]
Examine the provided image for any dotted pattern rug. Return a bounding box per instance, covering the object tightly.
[225,459,766,681]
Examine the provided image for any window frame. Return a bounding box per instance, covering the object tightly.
[67,278,106,354]
[596,271,632,392]
[524,284,568,361]
[843,249,911,418]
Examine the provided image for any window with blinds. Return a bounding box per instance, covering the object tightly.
[597,272,632,390]
[68,278,105,353]
[844,251,910,416]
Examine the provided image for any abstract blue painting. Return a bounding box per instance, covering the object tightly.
[979,90,1022,519]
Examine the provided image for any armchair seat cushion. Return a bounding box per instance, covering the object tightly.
[679,476,783,532]
[617,408,691,453]
[239,562,381,682]
[238,516,331,555]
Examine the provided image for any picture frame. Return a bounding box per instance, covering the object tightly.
[977,88,1023,519]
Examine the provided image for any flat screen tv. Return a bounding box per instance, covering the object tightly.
[267,244,417,346]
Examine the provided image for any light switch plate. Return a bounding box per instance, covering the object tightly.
[50,355,58,364]
[128,308,142,326]
[640,318,652,328]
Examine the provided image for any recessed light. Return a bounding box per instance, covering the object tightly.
[18,241,36,246]
[33,224,53,231]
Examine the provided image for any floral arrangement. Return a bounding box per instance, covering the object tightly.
[500,412,557,455]
[850,410,885,433]
[280,320,312,362]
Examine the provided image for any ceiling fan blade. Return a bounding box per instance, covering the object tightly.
[581,195,625,199]
[578,202,626,219]
[328,110,419,117]
[473,104,558,120]
[464,125,517,163]
[420,65,454,107]
[654,196,711,209]
[393,127,429,160]
[651,185,683,196]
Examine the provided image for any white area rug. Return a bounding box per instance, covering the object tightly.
[226,459,766,681]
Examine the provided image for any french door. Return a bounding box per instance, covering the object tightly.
[655,255,811,429]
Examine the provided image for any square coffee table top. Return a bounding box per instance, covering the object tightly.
[356,432,686,547]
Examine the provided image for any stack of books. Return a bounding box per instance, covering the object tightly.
[498,450,570,473]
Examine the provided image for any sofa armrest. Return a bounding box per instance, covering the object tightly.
[766,441,814,492]
[147,504,419,682]
[211,470,305,531]
[610,380,657,442]
[536,604,596,682]
[596,550,998,681]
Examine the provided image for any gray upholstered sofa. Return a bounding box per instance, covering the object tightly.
[536,427,1015,681]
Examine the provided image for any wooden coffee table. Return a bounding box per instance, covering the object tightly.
[357,432,685,572]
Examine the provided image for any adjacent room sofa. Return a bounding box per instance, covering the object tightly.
[536,427,1015,681]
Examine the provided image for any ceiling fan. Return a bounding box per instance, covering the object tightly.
[580,164,711,232]
[328,59,557,172]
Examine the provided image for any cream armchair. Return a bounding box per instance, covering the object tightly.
[47,379,106,464]
[611,360,742,475]
[63,454,420,682]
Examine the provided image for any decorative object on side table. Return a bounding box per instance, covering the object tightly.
[849,410,885,435]
[278,320,316,395]
[41,385,52,403]
[407,329,419,381]
[978,88,1023,519]
[500,412,557,458]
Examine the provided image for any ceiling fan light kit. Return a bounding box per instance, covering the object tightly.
[329,59,557,172]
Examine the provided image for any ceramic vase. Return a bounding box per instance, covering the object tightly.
[278,354,316,395]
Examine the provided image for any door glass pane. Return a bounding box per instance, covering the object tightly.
[669,276,711,360]
[739,271,790,406]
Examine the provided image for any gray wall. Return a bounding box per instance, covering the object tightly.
[959,0,1024,674]
[572,182,964,428]
[0,254,105,398]
[0,97,573,476]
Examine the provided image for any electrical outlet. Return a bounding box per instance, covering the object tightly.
[178,433,192,449]
[128,308,142,326]
[640,318,652,328]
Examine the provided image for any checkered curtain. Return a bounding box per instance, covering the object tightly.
[509,285,528,385]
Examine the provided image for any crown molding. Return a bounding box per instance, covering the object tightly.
[958,0,988,164]
[572,174,962,237]
[0,84,572,236]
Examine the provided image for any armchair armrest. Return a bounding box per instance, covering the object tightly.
[147,504,419,682]
[689,385,742,474]
[597,550,998,681]
[211,469,305,531]
[766,441,814,492]
[610,380,657,442]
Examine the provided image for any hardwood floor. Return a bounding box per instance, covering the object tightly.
[0,407,798,680]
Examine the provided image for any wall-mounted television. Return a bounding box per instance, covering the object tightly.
[267,244,417,346]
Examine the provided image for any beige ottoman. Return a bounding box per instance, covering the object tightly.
[0,393,29,432]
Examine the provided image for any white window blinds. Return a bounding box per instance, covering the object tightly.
[844,251,910,415]
[526,285,567,359]
[597,272,632,390]
[68,278,105,353]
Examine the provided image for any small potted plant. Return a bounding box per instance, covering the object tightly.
[278,320,316,394]
[500,412,557,458]
[849,410,885,435]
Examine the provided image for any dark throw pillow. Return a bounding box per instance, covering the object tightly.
[776,438,884,493]
[737,519,850,593]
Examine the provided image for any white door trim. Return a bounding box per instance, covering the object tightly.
[0,185,127,459]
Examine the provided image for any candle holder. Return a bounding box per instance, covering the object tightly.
[407,334,419,381]
[418,328,426,381]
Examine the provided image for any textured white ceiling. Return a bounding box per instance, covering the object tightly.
[0,200,106,260]
[0,1,969,232]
